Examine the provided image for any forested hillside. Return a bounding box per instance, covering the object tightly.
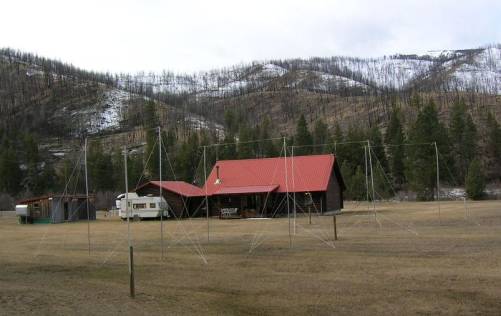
[0,45,500,209]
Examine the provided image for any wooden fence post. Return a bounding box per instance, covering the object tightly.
[129,246,135,298]
[333,215,338,241]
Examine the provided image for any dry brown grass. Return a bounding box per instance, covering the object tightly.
[1,200,501,315]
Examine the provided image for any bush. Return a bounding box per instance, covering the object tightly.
[465,159,485,200]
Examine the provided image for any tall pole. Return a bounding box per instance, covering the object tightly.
[284,138,292,248]
[292,145,296,235]
[367,140,377,221]
[84,138,91,256]
[159,126,164,259]
[434,142,441,224]
[203,146,209,242]
[364,145,370,213]
[124,146,134,298]
[124,146,131,249]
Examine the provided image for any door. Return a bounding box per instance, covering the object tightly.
[64,202,69,220]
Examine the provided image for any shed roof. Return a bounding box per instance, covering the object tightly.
[137,181,204,197]
[18,194,94,204]
[203,154,341,195]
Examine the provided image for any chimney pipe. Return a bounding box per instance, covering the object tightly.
[215,165,222,184]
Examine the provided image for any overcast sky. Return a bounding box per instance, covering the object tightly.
[1,0,500,74]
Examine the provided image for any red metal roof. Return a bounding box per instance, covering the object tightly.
[213,184,279,195]
[203,154,337,195]
[139,181,204,197]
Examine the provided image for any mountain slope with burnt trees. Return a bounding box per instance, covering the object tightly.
[0,45,500,209]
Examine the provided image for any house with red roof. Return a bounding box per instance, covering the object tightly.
[202,154,344,217]
[134,154,344,218]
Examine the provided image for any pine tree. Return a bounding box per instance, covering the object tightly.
[449,99,466,147]
[340,162,365,200]
[237,125,255,159]
[175,133,200,183]
[465,159,485,200]
[22,133,43,194]
[449,99,477,182]
[224,109,238,135]
[384,109,406,189]
[330,123,343,154]
[351,166,366,200]
[0,142,21,195]
[219,133,237,160]
[128,154,145,190]
[406,100,450,200]
[340,162,353,199]
[88,142,114,191]
[486,112,501,180]
[369,127,389,174]
[112,149,125,192]
[462,114,477,174]
[312,119,330,154]
[294,114,313,155]
[39,163,56,194]
[340,125,366,171]
[258,118,278,158]
[145,128,159,177]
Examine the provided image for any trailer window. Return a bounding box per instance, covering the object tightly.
[133,203,146,209]
[150,203,156,208]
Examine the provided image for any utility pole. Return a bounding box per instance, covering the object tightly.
[292,145,296,235]
[367,140,377,222]
[124,146,134,298]
[84,138,91,256]
[203,146,209,242]
[364,145,370,213]
[434,142,441,224]
[284,138,291,248]
[159,126,164,259]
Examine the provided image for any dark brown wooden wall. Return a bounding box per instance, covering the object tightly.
[326,164,343,212]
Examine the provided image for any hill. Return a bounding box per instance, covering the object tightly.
[0,45,500,204]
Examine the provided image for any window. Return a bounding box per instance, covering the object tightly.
[150,203,156,208]
[133,203,146,209]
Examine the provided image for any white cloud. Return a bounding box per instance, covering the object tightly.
[0,0,499,73]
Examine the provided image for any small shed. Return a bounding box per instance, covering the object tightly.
[17,194,96,224]
[135,181,204,218]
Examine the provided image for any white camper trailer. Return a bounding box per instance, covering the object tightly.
[118,193,169,219]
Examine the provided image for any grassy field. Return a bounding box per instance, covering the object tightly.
[1,200,501,315]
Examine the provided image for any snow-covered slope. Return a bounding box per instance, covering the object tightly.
[67,88,128,134]
[448,46,501,94]
[117,45,500,98]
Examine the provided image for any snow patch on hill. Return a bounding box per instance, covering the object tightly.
[92,89,128,132]
[183,115,225,138]
[260,63,288,77]
[69,89,129,134]
[449,47,501,94]
[337,57,436,89]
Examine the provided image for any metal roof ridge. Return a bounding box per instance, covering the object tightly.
[215,153,334,163]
